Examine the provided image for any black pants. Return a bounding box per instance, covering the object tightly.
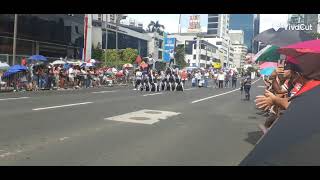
[244,85,251,100]
[218,80,224,88]
[232,80,237,88]
[135,79,141,88]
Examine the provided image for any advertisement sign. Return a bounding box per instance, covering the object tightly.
[163,35,176,63]
[212,62,222,69]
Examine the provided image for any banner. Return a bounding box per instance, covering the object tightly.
[212,62,221,69]
[163,35,176,63]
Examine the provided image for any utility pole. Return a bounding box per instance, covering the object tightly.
[104,14,108,66]
[196,34,200,68]
[12,14,18,65]
[115,14,119,52]
[178,14,182,34]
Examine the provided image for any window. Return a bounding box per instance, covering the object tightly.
[208,17,219,22]
[75,26,79,33]
[158,51,162,59]
[98,14,102,21]
[216,41,222,45]
[208,23,218,28]
[192,63,196,67]
[194,44,197,49]
[208,14,218,17]
[193,55,196,59]
[207,29,218,35]
[158,39,163,49]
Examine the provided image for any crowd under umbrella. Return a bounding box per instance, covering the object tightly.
[51,60,66,65]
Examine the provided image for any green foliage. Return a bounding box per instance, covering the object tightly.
[91,46,103,60]
[102,49,120,67]
[311,32,320,39]
[174,45,187,68]
[120,48,138,64]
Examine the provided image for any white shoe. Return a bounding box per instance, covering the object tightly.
[133,88,137,90]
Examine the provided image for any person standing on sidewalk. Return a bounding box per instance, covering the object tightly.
[204,70,210,88]
[217,71,225,88]
[232,72,238,88]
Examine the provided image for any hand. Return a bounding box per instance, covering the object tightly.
[255,95,274,111]
[264,89,276,99]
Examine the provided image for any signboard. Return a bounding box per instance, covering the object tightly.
[212,62,221,69]
[163,35,176,63]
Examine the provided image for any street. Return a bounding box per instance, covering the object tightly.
[0,79,263,165]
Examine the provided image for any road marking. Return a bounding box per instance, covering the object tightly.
[142,92,163,97]
[184,88,196,91]
[258,86,265,88]
[59,137,70,141]
[91,90,117,94]
[105,109,181,125]
[0,97,30,101]
[191,79,260,104]
[32,102,93,111]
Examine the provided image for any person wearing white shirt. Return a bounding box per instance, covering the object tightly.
[217,71,225,88]
[204,71,210,88]
[134,70,142,90]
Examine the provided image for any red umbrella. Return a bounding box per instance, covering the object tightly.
[278,39,320,57]
[278,39,320,80]
[140,62,148,69]
[135,55,142,64]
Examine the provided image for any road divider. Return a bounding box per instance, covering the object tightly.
[0,97,30,101]
[32,102,93,111]
[191,78,260,104]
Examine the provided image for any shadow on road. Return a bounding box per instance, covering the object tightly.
[245,131,263,145]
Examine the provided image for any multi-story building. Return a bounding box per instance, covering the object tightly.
[169,33,219,67]
[0,14,84,65]
[229,14,260,53]
[229,30,247,68]
[91,14,149,58]
[207,14,230,39]
[288,14,319,33]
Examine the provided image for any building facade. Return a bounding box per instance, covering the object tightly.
[229,14,260,53]
[207,14,230,40]
[0,14,84,65]
[288,14,319,33]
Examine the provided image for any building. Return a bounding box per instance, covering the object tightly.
[91,14,149,58]
[229,14,260,53]
[147,31,164,61]
[207,14,230,39]
[169,33,219,67]
[232,44,247,69]
[0,14,84,65]
[229,30,244,44]
[288,14,319,33]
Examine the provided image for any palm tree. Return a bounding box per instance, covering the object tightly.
[147,21,165,34]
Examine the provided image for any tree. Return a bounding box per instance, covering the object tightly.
[147,21,165,34]
[120,48,138,64]
[102,49,120,67]
[311,32,320,39]
[174,45,187,68]
[91,46,103,60]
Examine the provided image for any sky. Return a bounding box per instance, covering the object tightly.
[127,14,289,33]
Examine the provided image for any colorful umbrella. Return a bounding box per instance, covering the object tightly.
[52,60,66,65]
[28,55,47,61]
[140,62,148,69]
[278,39,320,57]
[123,63,133,68]
[253,45,280,62]
[260,67,276,76]
[135,55,142,64]
[259,62,278,69]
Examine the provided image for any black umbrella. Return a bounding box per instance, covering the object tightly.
[253,28,278,43]
[240,85,320,165]
[268,30,315,47]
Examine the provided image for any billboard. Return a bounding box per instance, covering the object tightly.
[163,35,176,62]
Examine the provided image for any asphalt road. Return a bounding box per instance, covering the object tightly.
[0,79,265,165]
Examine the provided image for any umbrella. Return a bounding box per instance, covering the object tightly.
[8,65,28,72]
[116,70,124,77]
[81,62,95,68]
[260,67,276,76]
[67,60,82,66]
[140,62,148,69]
[267,30,314,47]
[259,62,278,69]
[278,39,320,57]
[240,85,320,166]
[135,55,142,64]
[253,45,280,62]
[278,39,320,80]
[28,55,47,61]
[52,60,66,65]
[253,28,278,43]
[107,68,117,73]
[0,62,10,70]
[123,63,133,68]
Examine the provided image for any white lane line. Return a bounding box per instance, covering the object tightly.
[257,86,265,88]
[184,88,196,91]
[0,97,30,101]
[32,102,93,111]
[91,90,117,94]
[142,92,163,97]
[191,79,260,104]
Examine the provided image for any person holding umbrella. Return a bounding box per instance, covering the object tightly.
[241,40,320,166]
